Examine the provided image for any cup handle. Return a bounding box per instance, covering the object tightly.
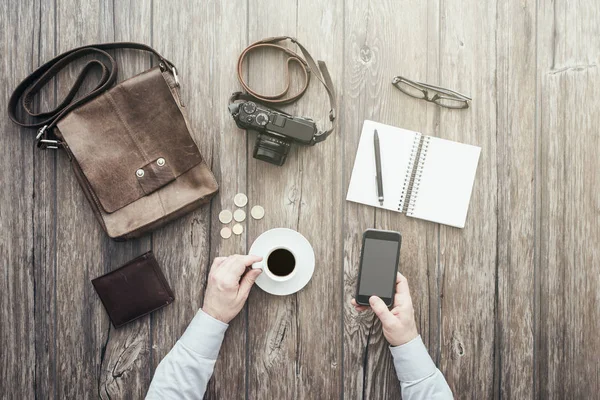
[251,262,263,270]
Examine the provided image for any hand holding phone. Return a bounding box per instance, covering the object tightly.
[352,229,418,346]
[352,272,419,346]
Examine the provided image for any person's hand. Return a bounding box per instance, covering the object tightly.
[351,272,419,346]
[202,254,263,323]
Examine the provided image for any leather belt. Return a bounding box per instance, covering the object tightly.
[235,36,336,143]
[7,42,177,148]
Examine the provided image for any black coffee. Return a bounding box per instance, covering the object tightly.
[267,248,296,276]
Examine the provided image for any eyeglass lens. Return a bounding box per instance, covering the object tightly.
[433,96,469,109]
[395,80,426,99]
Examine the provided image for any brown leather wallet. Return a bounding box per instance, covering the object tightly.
[92,251,174,328]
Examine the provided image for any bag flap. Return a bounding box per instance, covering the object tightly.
[56,67,203,213]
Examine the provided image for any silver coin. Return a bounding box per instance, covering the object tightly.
[233,209,246,222]
[234,193,248,207]
[220,227,232,239]
[232,223,243,235]
[250,205,265,220]
[219,210,233,224]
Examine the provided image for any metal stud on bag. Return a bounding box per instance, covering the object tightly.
[136,169,145,178]
[157,158,165,166]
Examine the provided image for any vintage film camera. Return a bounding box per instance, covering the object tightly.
[228,36,336,166]
[228,98,318,166]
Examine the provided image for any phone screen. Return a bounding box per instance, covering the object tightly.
[358,237,400,299]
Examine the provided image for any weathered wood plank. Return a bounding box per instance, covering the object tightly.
[0,1,37,399]
[341,0,437,398]
[367,0,440,396]
[149,0,216,397]
[31,0,59,397]
[204,1,249,398]
[340,2,380,396]
[96,1,154,399]
[245,1,302,399]
[293,0,344,397]
[436,0,498,397]
[537,0,600,397]
[423,0,442,368]
[53,1,112,398]
[495,0,537,398]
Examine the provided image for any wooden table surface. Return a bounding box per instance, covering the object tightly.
[2,0,599,399]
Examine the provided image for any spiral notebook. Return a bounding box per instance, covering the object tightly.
[346,120,481,228]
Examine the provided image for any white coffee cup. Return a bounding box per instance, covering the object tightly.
[252,245,297,282]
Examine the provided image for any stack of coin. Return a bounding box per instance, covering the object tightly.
[219,193,265,239]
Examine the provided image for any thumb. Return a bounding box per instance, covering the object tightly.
[369,296,396,326]
[239,268,262,296]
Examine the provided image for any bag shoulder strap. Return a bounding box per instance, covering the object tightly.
[7,42,177,148]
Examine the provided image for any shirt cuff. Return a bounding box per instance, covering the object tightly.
[389,335,437,382]
[179,309,229,360]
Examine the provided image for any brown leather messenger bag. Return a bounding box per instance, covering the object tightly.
[8,42,218,240]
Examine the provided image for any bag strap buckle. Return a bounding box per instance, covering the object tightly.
[171,66,180,87]
[35,125,61,150]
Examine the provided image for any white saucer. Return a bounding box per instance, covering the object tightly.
[249,228,315,296]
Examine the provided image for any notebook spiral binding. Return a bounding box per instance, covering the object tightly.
[399,133,422,211]
[399,134,431,214]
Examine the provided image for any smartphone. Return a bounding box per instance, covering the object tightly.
[355,229,402,307]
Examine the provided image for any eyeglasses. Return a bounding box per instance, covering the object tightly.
[391,76,471,109]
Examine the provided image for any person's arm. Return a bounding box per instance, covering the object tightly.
[146,255,263,400]
[145,309,228,399]
[352,273,453,400]
[390,336,453,399]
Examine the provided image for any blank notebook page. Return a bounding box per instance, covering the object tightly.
[346,120,418,211]
[408,136,481,228]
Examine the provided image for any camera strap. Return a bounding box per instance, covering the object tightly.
[235,36,336,143]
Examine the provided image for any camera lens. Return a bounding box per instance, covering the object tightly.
[253,133,291,166]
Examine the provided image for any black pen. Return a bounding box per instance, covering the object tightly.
[374,129,384,205]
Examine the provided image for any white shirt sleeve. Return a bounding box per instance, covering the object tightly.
[146,309,228,400]
[389,336,454,399]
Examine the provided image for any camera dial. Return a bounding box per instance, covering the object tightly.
[255,113,269,126]
[242,101,256,114]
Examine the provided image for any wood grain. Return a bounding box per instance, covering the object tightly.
[341,0,437,399]
[367,0,438,398]
[1,0,600,398]
[31,0,59,397]
[0,1,36,399]
[495,0,537,397]
[294,0,344,397]
[205,1,249,398]
[340,1,380,397]
[436,0,498,397]
[245,1,302,399]
[537,0,600,397]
